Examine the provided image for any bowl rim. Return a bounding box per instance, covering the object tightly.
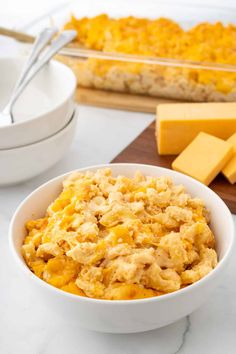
[0,57,76,130]
[0,107,77,152]
[9,163,235,305]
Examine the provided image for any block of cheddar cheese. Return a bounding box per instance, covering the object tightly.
[172,132,233,186]
[222,133,236,184]
[157,102,236,155]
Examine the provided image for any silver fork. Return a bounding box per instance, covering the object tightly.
[0,29,76,126]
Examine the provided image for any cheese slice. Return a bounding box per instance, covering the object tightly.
[157,102,236,155]
[222,133,236,184]
[172,132,234,186]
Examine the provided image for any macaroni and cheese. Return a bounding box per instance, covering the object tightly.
[22,169,217,300]
[59,15,236,102]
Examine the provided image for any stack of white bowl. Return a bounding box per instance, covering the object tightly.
[0,57,77,186]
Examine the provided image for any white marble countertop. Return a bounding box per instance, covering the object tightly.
[1,1,236,353]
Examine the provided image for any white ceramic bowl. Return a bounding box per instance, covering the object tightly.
[0,57,76,149]
[9,164,235,333]
[0,108,78,186]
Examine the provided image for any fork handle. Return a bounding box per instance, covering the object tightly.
[4,30,76,122]
[13,27,57,91]
[3,28,57,121]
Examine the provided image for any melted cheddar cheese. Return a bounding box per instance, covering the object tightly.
[22,169,217,300]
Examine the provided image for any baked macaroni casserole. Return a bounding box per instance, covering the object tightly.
[59,15,236,102]
[22,169,217,300]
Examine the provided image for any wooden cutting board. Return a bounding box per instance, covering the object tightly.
[76,86,236,212]
[112,122,236,214]
[76,88,182,113]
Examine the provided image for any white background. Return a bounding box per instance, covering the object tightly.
[0,1,236,353]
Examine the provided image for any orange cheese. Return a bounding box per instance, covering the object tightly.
[172,132,234,186]
[157,103,236,155]
[222,133,236,184]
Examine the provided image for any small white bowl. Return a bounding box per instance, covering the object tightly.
[0,57,76,149]
[0,108,78,185]
[9,164,235,333]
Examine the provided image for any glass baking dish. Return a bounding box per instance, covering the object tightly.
[29,1,236,102]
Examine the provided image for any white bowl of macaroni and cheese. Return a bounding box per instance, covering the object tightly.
[9,164,235,333]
